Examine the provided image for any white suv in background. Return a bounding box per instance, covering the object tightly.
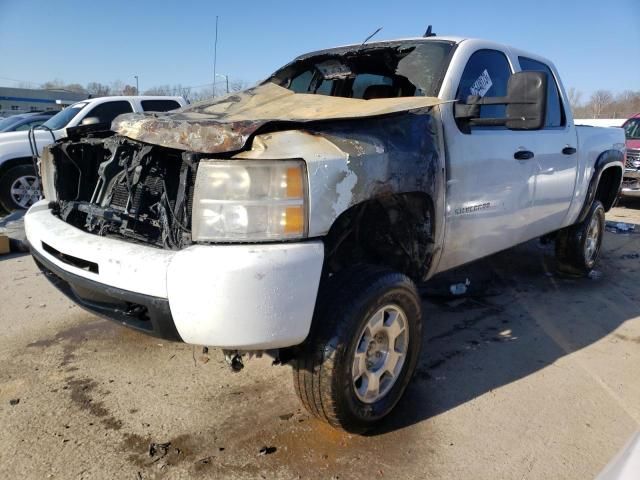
[0,96,187,211]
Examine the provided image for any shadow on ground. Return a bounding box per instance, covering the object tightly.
[3,211,640,479]
[377,220,640,434]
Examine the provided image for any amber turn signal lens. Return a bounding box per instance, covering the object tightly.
[286,167,304,198]
[284,206,304,234]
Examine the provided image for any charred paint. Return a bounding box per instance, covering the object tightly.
[112,83,444,154]
[311,113,440,204]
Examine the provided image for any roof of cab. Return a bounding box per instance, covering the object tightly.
[292,36,550,66]
[294,36,466,60]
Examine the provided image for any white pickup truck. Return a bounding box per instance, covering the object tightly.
[25,36,625,432]
[0,96,187,211]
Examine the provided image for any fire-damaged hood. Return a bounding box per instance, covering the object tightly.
[112,82,445,154]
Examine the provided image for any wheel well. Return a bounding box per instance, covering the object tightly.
[0,157,35,180]
[595,166,622,211]
[323,192,435,281]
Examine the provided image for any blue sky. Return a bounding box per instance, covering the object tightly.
[0,0,638,97]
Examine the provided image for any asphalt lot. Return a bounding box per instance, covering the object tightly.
[1,205,639,479]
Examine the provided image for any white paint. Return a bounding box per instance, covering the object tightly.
[433,37,625,274]
[0,95,187,166]
[25,200,174,298]
[596,431,640,480]
[25,200,325,349]
[575,118,626,128]
[167,242,324,349]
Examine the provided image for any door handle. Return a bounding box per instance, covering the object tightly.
[514,150,534,160]
[562,146,577,155]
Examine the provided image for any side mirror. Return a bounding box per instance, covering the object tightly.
[505,71,547,130]
[454,71,548,131]
[80,116,100,126]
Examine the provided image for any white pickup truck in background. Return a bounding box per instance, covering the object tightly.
[0,96,187,211]
[25,36,625,432]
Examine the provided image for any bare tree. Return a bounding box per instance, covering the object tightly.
[589,90,614,118]
[229,80,249,92]
[86,82,111,97]
[188,88,213,102]
[614,90,640,118]
[41,79,66,90]
[65,83,87,93]
[110,80,125,95]
[567,87,582,110]
[17,81,37,89]
[122,84,137,96]
[142,84,194,99]
[143,85,170,95]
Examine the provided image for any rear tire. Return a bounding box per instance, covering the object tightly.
[556,200,605,276]
[0,164,40,212]
[292,264,422,433]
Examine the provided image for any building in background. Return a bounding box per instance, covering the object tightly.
[0,87,88,117]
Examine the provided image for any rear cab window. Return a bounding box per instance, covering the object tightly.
[141,99,181,112]
[518,57,565,128]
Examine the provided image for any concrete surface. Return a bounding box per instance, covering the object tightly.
[1,205,639,480]
[0,209,26,243]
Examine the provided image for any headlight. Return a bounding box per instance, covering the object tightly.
[192,159,307,242]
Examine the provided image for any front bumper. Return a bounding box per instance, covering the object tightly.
[25,201,325,349]
[621,169,640,198]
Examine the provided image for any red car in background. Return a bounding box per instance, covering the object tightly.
[621,113,640,198]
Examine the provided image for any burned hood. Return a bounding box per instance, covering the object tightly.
[112,82,445,154]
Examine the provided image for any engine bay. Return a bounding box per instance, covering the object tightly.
[46,134,198,249]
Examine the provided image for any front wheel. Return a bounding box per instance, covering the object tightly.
[292,265,422,433]
[0,164,41,211]
[556,200,605,276]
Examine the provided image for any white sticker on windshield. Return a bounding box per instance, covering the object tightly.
[470,69,493,97]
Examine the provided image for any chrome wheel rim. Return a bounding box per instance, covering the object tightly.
[585,215,600,262]
[10,175,40,208]
[352,304,409,404]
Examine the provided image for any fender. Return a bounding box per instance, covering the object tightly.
[576,149,624,223]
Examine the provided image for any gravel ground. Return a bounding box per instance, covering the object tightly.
[0,205,639,479]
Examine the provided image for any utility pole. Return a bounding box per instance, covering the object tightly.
[216,74,229,94]
[134,75,139,95]
[213,15,219,98]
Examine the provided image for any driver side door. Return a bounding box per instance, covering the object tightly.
[437,48,537,272]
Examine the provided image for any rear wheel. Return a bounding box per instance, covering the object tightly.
[292,264,422,433]
[556,200,605,276]
[0,164,40,211]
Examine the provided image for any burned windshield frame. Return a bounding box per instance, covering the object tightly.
[267,40,456,99]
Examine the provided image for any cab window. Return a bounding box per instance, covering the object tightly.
[141,99,181,112]
[15,120,45,131]
[624,118,640,140]
[85,101,133,124]
[456,49,512,122]
[518,57,565,128]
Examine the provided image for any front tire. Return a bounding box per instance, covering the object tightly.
[293,264,422,433]
[0,164,40,211]
[556,200,605,276]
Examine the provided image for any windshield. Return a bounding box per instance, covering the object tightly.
[0,116,23,131]
[625,118,640,140]
[268,40,454,99]
[42,103,87,130]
